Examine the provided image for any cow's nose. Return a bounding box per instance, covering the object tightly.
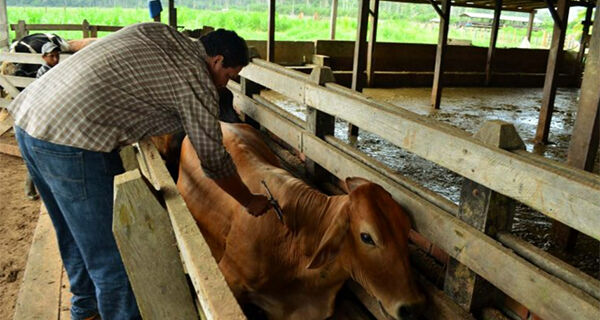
[397,302,425,320]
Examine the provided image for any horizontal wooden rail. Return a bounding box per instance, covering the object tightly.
[238,58,600,241]
[0,52,72,64]
[134,140,245,320]
[230,86,600,320]
[10,23,122,32]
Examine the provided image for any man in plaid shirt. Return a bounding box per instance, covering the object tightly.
[8,23,270,320]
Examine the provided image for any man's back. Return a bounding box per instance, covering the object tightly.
[9,22,216,152]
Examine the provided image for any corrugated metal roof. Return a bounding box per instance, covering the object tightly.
[386,0,595,13]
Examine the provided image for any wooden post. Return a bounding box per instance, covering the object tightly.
[16,20,27,40]
[431,0,451,109]
[348,0,370,138]
[444,120,524,313]
[82,19,90,38]
[90,25,98,38]
[330,0,338,40]
[240,76,263,129]
[366,0,380,88]
[113,169,199,320]
[0,0,8,49]
[552,7,600,252]
[306,66,336,182]
[534,0,569,144]
[267,0,276,62]
[485,0,502,86]
[575,6,593,75]
[527,10,536,42]
[168,0,177,29]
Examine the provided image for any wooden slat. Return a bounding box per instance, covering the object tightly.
[0,113,13,136]
[303,83,600,241]
[0,142,20,157]
[0,52,72,64]
[13,205,62,320]
[3,75,34,88]
[0,74,21,98]
[497,232,600,301]
[235,66,600,240]
[113,169,199,320]
[136,140,246,320]
[231,92,600,320]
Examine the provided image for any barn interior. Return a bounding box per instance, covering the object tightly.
[0,0,598,319]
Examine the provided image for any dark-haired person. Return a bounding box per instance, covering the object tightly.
[7,23,270,320]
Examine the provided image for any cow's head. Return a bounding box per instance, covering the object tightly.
[308,177,425,320]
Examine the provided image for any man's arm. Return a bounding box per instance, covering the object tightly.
[213,172,271,216]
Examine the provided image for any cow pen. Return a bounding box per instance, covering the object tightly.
[1,8,599,320]
[5,47,598,319]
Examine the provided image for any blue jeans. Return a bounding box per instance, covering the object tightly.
[15,126,141,320]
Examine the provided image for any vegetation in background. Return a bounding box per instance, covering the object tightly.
[7,1,591,50]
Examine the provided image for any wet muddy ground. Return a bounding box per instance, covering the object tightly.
[261,87,599,278]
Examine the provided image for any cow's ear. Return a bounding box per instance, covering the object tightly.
[345,177,371,192]
[307,211,349,269]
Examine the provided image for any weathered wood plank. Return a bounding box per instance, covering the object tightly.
[302,134,600,320]
[0,52,71,64]
[0,141,20,157]
[113,169,198,320]
[58,267,72,320]
[0,113,13,136]
[0,74,21,98]
[136,140,246,320]
[497,232,600,301]
[304,82,600,241]
[239,61,600,241]
[231,94,600,320]
[13,205,62,320]
[2,75,34,88]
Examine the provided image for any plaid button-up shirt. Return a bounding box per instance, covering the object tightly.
[8,22,236,179]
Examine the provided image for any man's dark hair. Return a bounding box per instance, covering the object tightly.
[200,29,249,68]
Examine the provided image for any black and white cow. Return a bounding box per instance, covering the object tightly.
[5,33,71,77]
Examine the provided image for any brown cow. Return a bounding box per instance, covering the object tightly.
[177,122,425,320]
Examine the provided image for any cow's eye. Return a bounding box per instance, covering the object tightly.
[360,233,375,246]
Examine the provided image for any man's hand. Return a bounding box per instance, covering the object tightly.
[245,194,271,216]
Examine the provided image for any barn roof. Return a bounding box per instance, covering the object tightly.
[386,0,595,13]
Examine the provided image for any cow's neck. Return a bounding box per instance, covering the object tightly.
[272,176,348,259]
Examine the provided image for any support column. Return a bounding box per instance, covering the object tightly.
[485,0,502,86]
[575,6,593,75]
[527,10,536,42]
[534,0,569,144]
[431,0,451,109]
[348,0,370,138]
[306,67,336,183]
[552,6,600,252]
[330,0,338,40]
[366,0,380,88]
[444,121,524,313]
[240,76,264,129]
[0,0,9,49]
[268,0,276,62]
[168,0,177,29]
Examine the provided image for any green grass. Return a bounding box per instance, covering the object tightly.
[7,6,573,50]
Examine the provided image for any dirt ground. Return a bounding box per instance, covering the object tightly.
[0,131,41,320]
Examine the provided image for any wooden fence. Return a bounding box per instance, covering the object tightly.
[233,58,600,320]
[11,20,122,40]
[4,50,599,319]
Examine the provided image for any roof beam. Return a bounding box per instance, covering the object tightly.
[544,0,564,28]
